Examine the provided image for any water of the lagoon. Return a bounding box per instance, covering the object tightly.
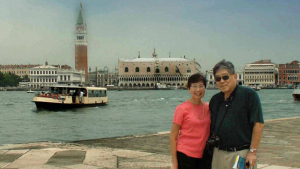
[0,89,299,145]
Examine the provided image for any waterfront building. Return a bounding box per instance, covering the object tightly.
[29,61,85,88]
[88,67,118,87]
[244,59,277,88]
[118,49,201,88]
[206,69,244,89]
[206,70,215,88]
[19,82,31,88]
[278,60,300,86]
[29,63,58,89]
[236,70,244,85]
[0,64,41,78]
[75,3,88,82]
[57,69,85,86]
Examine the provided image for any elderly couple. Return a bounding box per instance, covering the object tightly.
[170,60,264,169]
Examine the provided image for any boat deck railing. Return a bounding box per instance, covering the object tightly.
[35,92,69,101]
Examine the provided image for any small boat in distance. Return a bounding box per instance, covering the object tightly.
[250,85,261,91]
[32,85,108,110]
[27,90,35,93]
[292,82,300,101]
[155,83,167,89]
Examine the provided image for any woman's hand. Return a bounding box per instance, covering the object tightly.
[171,163,178,169]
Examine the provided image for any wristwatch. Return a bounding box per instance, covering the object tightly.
[249,148,257,155]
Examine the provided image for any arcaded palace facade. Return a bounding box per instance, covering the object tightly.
[118,49,201,88]
[75,3,88,82]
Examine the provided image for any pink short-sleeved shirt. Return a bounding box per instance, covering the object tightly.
[173,100,211,158]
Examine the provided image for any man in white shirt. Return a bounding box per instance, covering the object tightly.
[79,91,84,103]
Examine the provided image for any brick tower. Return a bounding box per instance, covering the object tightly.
[75,3,88,82]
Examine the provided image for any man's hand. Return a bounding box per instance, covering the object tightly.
[246,152,256,169]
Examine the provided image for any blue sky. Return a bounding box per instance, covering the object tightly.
[1,0,299,72]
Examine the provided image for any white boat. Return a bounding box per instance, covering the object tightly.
[250,85,261,91]
[32,85,108,110]
[27,90,35,93]
[169,85,179,90]
[156,83,167,89]
[292,82,300,101]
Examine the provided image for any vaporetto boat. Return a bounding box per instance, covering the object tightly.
[32,85,108,110]
[292,82,300,101]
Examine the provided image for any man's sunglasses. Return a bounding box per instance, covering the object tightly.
[215,75,230,82]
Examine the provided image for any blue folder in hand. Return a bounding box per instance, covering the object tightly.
[232,155,253,169]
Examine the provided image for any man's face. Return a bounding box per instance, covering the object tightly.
[215,69,237,95]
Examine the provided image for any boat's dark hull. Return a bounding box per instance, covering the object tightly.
[293,94,300,101]
[33,101,106,110]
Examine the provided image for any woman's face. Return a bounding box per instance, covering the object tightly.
[188,81,206,100]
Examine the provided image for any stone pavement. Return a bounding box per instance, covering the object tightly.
[0,117,299,169]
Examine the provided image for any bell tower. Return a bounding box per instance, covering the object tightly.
[75,3,88,82]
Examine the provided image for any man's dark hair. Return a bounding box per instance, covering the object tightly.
[187,73,207,89]
[213,59,235,77]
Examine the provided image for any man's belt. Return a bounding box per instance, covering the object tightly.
[218,145,250,152]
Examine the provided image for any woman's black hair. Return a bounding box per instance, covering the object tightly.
[187,73,207,89]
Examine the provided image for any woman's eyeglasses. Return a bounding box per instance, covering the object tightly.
[215,75,230,82]
[191,85,205,89]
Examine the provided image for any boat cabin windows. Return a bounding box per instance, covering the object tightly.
[88,90,107,97]
[47,87,106,98]
[69,90,76,95]
[48,87,87,96]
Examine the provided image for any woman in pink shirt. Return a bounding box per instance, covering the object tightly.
[170,73,211,169]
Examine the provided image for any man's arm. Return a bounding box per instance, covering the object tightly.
[250,122,264,149]
[246,122,264,167]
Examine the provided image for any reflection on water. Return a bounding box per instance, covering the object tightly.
[0,89,299,144]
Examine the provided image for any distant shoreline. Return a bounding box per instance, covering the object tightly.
[0,87,294,91]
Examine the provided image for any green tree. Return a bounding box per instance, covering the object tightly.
[0,72,22,87]
[0,72,4,86]
[11,73,21,86]
[22,74,30,82]
[3,73,12,86]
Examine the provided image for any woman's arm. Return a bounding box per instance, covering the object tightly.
[170,123,180,169]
